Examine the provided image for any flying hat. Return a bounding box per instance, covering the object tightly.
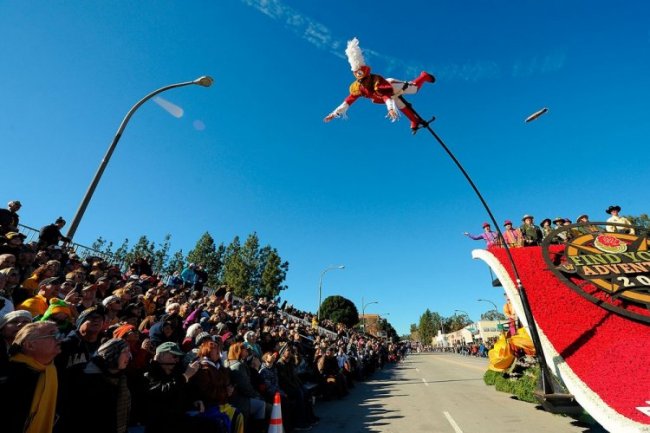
[345,37,367,71]
[606,205,621,214]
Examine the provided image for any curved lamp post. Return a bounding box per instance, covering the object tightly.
[454,309,472,324]
[361,297,379,332]
[317,265,345,321]
[66,76,214,240]
[478,298,503,329]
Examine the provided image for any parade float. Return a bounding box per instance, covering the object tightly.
[474,222,650,433]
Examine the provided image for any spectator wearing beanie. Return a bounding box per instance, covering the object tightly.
[66,338,131,433]
[55,305,106,373]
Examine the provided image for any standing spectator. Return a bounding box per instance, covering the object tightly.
[181,263,198,290]
[1,321,61,433]
[38,217,71,249]
[520,215,543,246]
[502,220,523,248]
[194,264,208,293]
[605,205,635,234]
[0,200,21,235]
[464,222,502,248]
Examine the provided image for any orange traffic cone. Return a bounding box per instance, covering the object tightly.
[268,391,284,433]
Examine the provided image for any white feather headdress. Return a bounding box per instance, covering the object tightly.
[345,37,366,71]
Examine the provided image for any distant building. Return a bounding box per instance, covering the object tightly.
[435,320,503,347]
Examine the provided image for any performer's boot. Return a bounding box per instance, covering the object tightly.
[413,71,436,89]
[400,105,422,131]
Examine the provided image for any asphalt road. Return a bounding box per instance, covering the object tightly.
[308,352,606,433]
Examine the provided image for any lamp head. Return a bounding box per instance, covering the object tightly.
[194,76,214,87]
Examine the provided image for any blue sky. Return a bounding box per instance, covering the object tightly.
[2,1,649,335]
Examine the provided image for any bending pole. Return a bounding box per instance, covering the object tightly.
[400,97,558,395]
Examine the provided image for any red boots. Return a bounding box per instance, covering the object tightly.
[413,71,435,89]
[399,105,422,130]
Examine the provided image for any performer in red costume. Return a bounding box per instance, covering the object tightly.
[324,37,435,131]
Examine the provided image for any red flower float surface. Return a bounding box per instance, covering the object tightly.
[486,246,650,429]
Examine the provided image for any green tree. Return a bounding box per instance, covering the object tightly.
[447,313,471,332]
[625,214,650,233]
[187,232,224,287]
[151,234,172,274]
[320,295,359,328]
[481,310,506,321]
[258,246,289,299]
[418,309,435,344]
[222,236,250,297]
[113,238,130,270]
[165,249,185,275]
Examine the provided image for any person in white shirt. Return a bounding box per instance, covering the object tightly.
[605,205,635,234]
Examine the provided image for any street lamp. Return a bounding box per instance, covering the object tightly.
[454,309,471,323]
[317,265,345,321]
[477,298,499,318]
[361,297,379,333]
[66,76,214,240]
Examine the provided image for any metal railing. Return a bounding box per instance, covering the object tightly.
[18,223,120,265]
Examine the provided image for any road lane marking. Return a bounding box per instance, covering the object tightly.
[421,378,429,386]
[431,356,486,372]
[443,411,464,433]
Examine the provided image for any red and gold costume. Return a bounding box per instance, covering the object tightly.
[324,38,434,130]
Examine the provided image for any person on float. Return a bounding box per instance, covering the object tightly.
[520,215,543,246]
[464,222,502,248]
[573,214,599,236]
[502,220,523,248]
[324,37,435,132]
[605,205,635,234]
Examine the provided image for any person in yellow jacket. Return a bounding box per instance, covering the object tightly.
[18,277,63,318]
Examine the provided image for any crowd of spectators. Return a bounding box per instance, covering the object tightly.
[0,199,407,433]
[464,205,635,249]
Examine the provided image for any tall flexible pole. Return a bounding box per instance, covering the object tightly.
[401,97,558,394]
